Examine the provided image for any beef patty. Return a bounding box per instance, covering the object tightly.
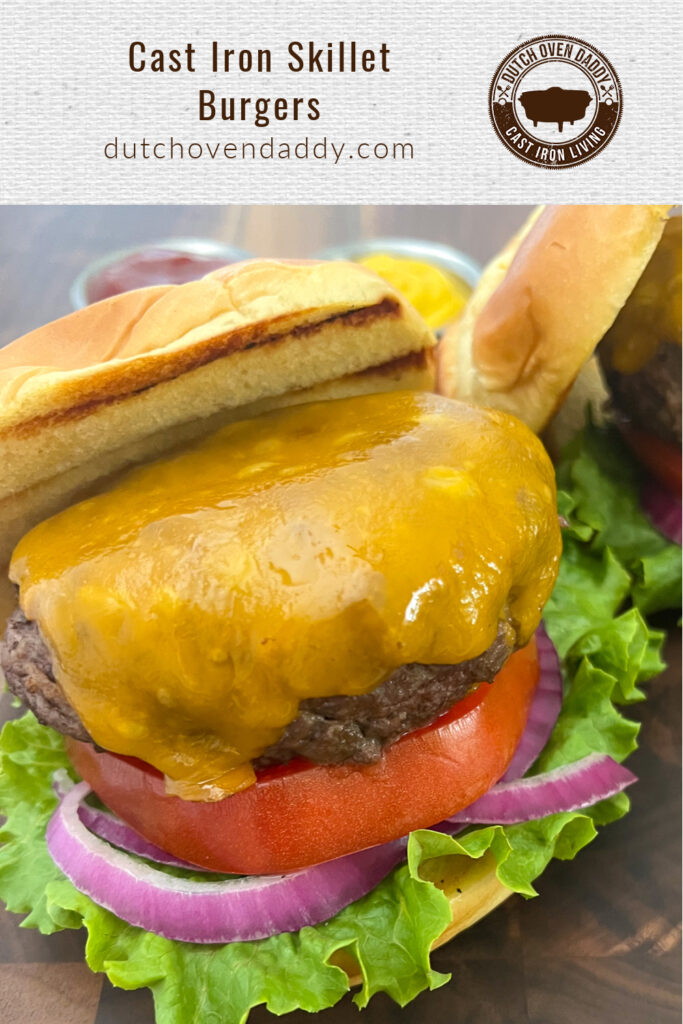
[1,610,89,742]
[0,609,515,767]
[599,339,682,446]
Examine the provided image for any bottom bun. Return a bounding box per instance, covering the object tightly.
[331,851,510,985]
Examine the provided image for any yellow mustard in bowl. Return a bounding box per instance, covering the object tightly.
[357,252,472,330]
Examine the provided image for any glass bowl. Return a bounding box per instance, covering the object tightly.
[70,238,253,309]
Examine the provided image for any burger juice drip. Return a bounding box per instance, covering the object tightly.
[11,392,560,799]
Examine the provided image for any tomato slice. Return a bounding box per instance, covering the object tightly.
[66,640,539,875]
[623,427,682,497]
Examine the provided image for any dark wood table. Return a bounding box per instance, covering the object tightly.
[0,206,680,1024]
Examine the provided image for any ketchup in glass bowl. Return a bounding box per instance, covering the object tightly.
[70,239,252,309]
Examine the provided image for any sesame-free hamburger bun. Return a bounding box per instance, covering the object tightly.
[0,258,435,568]
[436,204,672,448]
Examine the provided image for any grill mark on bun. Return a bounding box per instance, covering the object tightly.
[352,348,430,379]
[2,298,402,440]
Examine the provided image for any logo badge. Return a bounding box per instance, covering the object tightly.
[489,35,622,168]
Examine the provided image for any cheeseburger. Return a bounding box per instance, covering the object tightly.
[598,214,681,493]
[0,255,661,1022]
[3,386,560,869]
[0,258,560,867]
[437,204,681,495]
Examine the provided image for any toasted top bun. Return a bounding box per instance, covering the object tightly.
[0,258,434,570]
[436,205,671,433]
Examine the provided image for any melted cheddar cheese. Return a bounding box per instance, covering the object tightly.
[11,392,561,799]
[601,216,682,375]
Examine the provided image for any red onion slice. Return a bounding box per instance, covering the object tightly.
[442,753,636,827]
[642,480,682,545]
[51,770,207,872]
[46,781,406,943]
[501,625,563,782]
